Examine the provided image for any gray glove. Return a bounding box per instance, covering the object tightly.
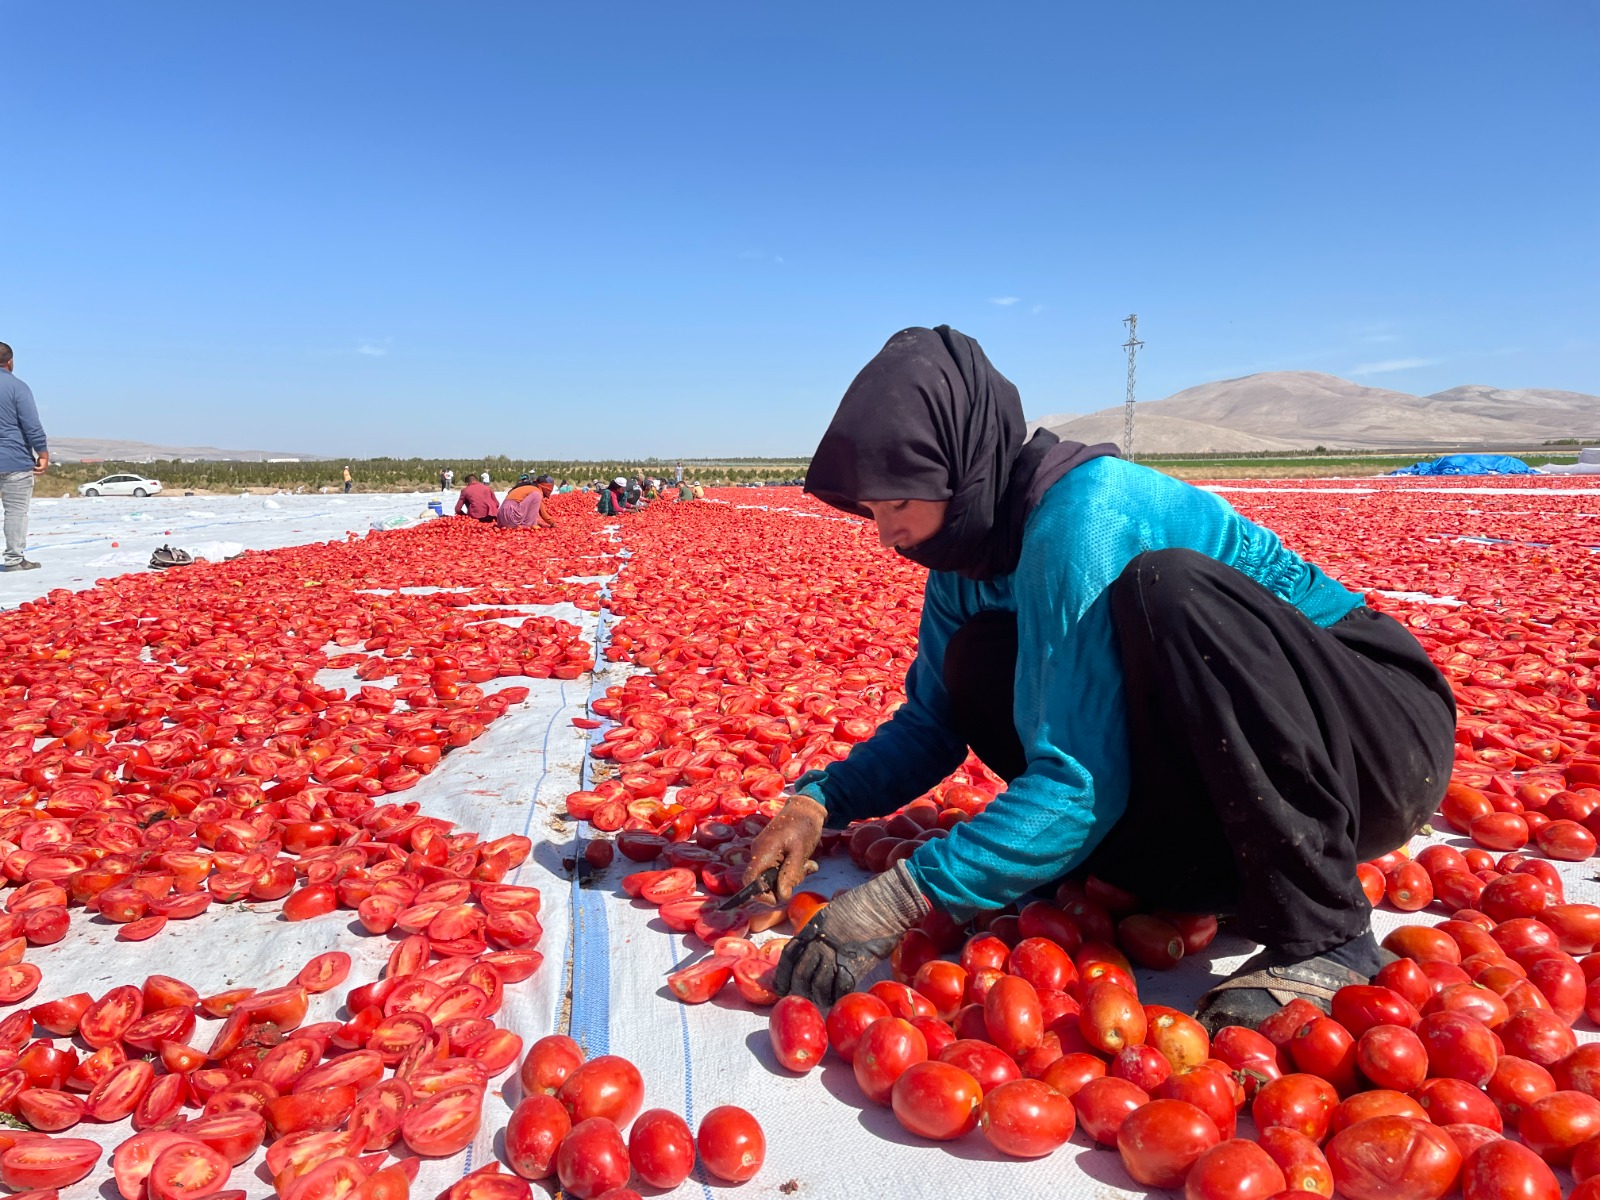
[775,861,932,1007]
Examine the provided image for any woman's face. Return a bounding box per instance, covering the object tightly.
[861,499,949,551]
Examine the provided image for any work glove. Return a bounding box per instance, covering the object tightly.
[775,862,931,1008]
[743,790,827,904]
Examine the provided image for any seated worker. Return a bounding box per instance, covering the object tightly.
[625,475,646,507]
[596,476,629,516]
[454,474,499,523]
[496,474,556,529]
[745,325,1455,1032]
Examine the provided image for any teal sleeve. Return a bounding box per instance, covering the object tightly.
[809,574,972,827]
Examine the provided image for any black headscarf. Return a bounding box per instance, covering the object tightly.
[804,326,1120,581]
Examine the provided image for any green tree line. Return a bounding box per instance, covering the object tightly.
[45,457,814,493]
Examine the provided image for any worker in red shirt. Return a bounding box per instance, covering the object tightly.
[454,474,499,522]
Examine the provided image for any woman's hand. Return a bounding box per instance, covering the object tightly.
[743,793,827,903]
[775,863,932,1006]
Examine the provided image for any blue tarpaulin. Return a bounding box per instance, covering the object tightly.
[1388,454,1535,477]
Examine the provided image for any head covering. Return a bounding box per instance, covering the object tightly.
[805,326,1119,580]
[518,473,533,485]
[613,477,627,488]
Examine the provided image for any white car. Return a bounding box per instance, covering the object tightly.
[78,473,163,498]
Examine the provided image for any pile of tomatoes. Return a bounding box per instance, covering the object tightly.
[506,1034,763,1197]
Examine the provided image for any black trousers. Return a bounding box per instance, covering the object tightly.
[943,548,1456,959]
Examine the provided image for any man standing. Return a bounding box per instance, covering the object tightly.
[342,465,353,494]
[0,344,47,572]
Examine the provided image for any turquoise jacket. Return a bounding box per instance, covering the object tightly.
[803,457,1362,921]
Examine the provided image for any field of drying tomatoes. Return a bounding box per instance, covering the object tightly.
[3,478,1600,1200]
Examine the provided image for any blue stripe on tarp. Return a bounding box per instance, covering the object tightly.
[566,584,617,1051]
[569,875,612,1057]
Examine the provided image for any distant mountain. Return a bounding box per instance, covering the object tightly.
[52,437,326,463]
[1033,372,1600,454]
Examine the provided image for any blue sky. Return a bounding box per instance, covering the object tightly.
[4,2,1596,458]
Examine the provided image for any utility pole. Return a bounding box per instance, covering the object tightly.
[1122,314,1143,460]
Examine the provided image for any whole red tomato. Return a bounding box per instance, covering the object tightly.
[983,976,1043,1058]
[1257,1126,1334,1197]
[1252,1073,1339,1143]
[1184,1138,1288,1200]
[1356,1024,1428,1091]
[556,1056,644,1127]
[891,1061,982,1141]
[853,1017,928,1105]
[979,1077,1075,1157]
[1416,1012,1500,1086]
[1073,1076,1151,1145]
[556,1117,630,1199]
[697,1106,764,1183]
[1079,980,1146,1055]
[627,1108,695,1190]
[519,1035,583,1095]
[1517,1089,1600,1165]
[1325,1115,1462,1200]
[504,1094,570,1180]
[1117,1098,1221,1188]
[768,995,828,1073]
[1157,1066,1240,1139]
[1460,1138,1561,1200]
[824,992,891,1064]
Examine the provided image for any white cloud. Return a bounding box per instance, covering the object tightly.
[990,296,1020,306]
[357,340,390,357]
[1350,357,1439,376]
[1030,304,1046,315]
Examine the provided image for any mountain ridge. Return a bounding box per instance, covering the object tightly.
[1031,371,1600,454]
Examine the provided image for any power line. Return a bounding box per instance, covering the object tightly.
[1122,314,1144,460]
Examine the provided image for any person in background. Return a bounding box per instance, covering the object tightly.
[454,473,499,522]
[481,468,492,487]
[625,475,646,507]
[497,474,556,529]
[675,461,684,485]
[691,480,704,500]
[557,478,574,494]
[439,468,452,491]
[0,343,47,572]
[342,465,353,494]
[597,476,628,516]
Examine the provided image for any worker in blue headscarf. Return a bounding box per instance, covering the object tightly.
[748,326,1455,1031]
